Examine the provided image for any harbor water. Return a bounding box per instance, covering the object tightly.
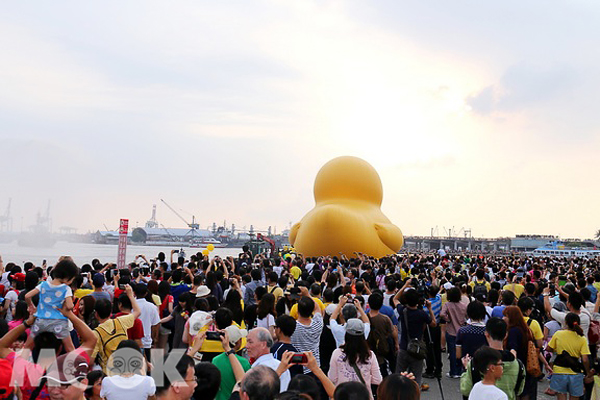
[0,241,244,266]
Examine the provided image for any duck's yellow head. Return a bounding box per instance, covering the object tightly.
[314,156,383,205]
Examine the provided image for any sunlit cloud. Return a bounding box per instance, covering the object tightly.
[1,1,600,239]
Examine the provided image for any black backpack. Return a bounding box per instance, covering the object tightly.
[472,281,488,298]
[527,296,545,326]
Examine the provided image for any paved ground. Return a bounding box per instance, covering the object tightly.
[419,356,553,400]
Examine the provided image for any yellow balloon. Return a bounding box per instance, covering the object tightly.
[290,156,403,258]
[283,245,289,251]
[202,249,210,256]
[207,244,215,251]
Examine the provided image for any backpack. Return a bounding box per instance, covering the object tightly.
[472,281,488,298]
[95,318,128,366]
[527,296,545,327]
[582,308,600,345]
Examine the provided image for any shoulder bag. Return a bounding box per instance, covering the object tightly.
[351,363,366,385]
[403,308,427,360]
[525,319,541,377]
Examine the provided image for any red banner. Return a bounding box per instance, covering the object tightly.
[117,219,129,269]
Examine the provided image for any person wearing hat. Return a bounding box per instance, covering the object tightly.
[195,285,211,298]
[327,318,382,399]
[0,305,97,400]
[329,295,371,348]
[207,326,250,400]
[185,310,213,361]
[43,352,91,400]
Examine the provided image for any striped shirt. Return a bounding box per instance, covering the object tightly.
[291,313,324,373]
[424,294,442,323]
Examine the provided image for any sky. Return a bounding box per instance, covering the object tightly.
[1,1,599,240]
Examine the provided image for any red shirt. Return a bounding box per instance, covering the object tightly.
[114,312,144,340]
[159,295,173,317]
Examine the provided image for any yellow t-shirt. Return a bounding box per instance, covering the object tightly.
[469,280,491,291]
[198,321,247,353]
[74,288,94,299]
[290,266,302,280]
[441,293,448,305]
[92,314,137,373]
[548,330,590,375]
[266,285,284,303]
[591,376,600,400]
[503,283,525,298]
[525,317,544,341]
[290,297,326,319]
[400,269,408,280]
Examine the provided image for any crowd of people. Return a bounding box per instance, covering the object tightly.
[0,248,599,400]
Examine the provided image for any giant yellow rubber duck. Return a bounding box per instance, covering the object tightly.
[290,156,403,258]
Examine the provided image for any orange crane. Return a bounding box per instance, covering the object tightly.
[257,233,277,255]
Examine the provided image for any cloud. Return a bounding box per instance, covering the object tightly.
[466,86,496,115]
[466,64,579,115]
[2,1,600,238]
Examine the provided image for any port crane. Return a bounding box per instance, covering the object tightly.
[0,198,12,232]
[160,224,180,242]
[145,204,159,229]
[160,199,200,238]
[32,200,52,233]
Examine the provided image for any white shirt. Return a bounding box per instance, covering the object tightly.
[257,314,275,329]
[253,353,290,392]
[1,272,10,288]
[273,266,284,277]
[585,301,596,317]
[103,284,115,300]
[552,307,591,337]
[383,292,394,309]
[4,290,18,321]
[100,374,156,400]
[329,319,371,348]
[484,306,494,322]
[468,381,508,400]
[137,298,160,348]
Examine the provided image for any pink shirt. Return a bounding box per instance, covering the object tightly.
[441,298,468,336]
[8,320,31,337]
[328,349,382,399]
